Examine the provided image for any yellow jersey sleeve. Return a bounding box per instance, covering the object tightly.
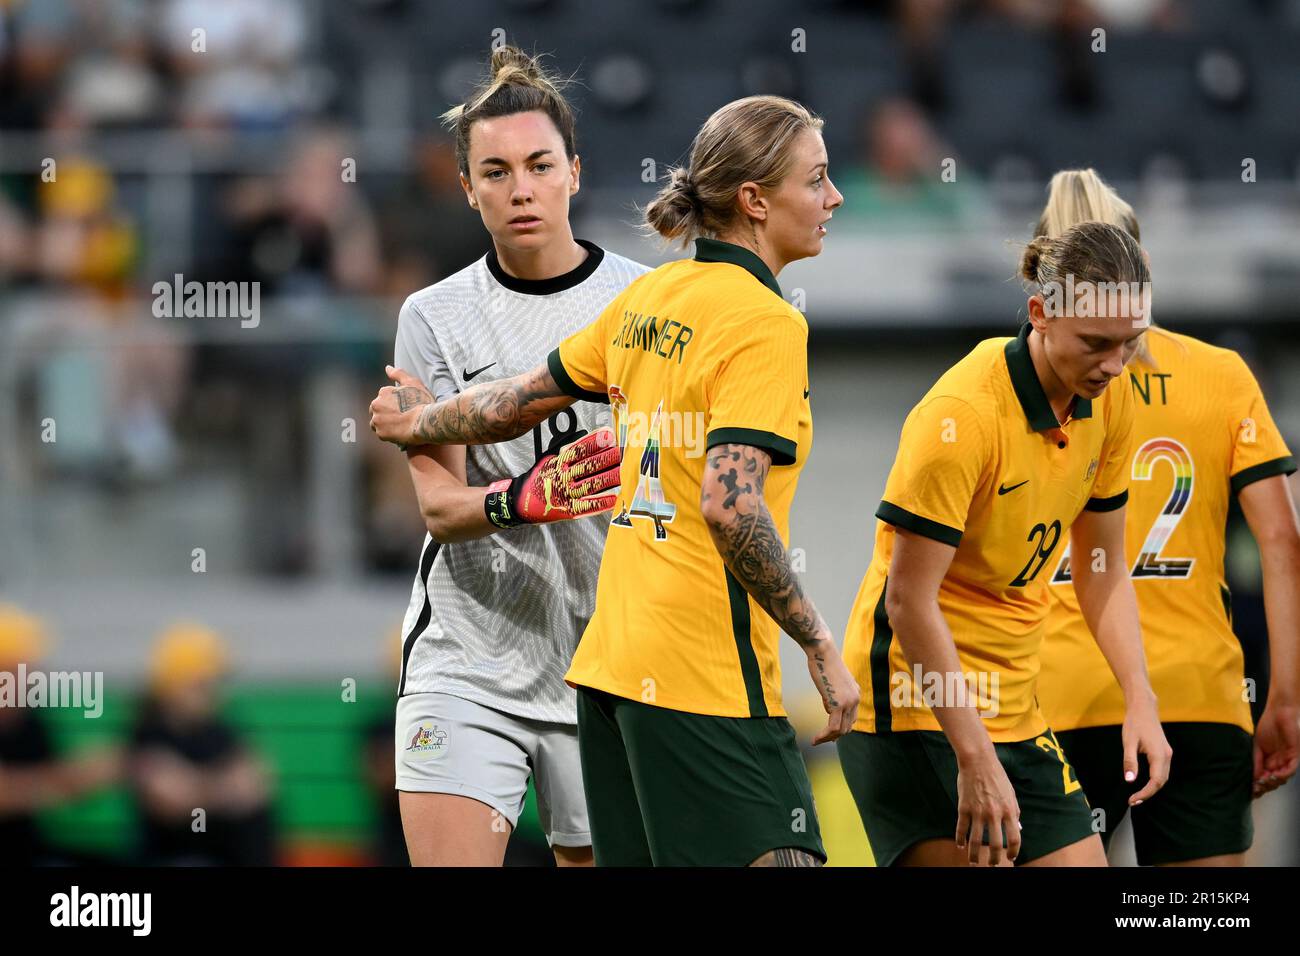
[704,312,806,465]
[1225,352,1296,492]
[1085,376,1135,511]
[877,395,990,547]
[547,297,618,403]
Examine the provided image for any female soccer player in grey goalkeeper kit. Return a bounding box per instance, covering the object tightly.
[388,46,648,866]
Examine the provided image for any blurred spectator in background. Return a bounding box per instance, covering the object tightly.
[374,135,493,298]
[8,155,192,484]
[0,604,122,866]
[128,623,277,865]
[836,97,987,226]
[889,0,959,112]
[35,155,136,293]
[157,0,312,131]
[0,0,163,132]
[193,127,386,575]
[885,0,1182,114]
[0,0,77,131]
[51,0,162,131]
[216,128,382,296]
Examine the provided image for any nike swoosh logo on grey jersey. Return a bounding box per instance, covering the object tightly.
[463,363,497,381]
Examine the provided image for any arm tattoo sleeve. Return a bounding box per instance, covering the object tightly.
[703,443,827,649]
[412,364,574,446]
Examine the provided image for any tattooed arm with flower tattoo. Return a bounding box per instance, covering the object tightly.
[700,442,860,744]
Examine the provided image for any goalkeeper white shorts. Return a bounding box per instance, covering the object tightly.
[395,691,590,848]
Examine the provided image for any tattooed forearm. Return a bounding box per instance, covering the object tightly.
[703,443,829,650]
[412,365,574,446]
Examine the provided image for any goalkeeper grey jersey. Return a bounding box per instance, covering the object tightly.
[394,240,650,723]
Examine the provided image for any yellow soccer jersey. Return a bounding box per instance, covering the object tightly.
[842,322,1136,741]
[548,238,812,718]
[1042,328,1296,734]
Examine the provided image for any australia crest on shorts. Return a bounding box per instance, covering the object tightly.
[405,722,448,756]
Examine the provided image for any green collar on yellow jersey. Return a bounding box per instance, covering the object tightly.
[1003,322,1092,431]
[693,238,782,298]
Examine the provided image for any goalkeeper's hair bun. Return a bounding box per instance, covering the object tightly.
[441,46,578,178]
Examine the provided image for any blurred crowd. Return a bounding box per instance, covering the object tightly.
[0,603,415,866]
[0,2,939,489]
[0,0,501,291]
[885,0,1184,114]
[0,0,1246,521]
[0,1,492,568]
[0,0,314,133]
[0,0,1004,575]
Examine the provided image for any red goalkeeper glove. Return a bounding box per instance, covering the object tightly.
[485,427,622,529]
